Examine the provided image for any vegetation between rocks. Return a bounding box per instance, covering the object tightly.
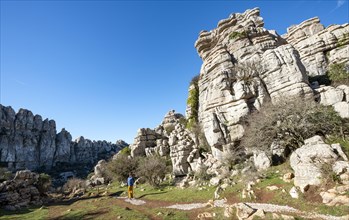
[186,75,200,130]
[327,62,349,85]
[241,99,348,153]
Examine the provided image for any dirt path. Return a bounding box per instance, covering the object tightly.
[115,196,348,220]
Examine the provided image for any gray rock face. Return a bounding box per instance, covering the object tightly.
[0,105,127,171]
[88,159,108,186]
[194,8,314,158]
[130,110,200,176]
[0,170,42,210]
[169,123,200,176]
[290,136,343,192]
[284,17,349,76]
[253,150,271,171]
[315,85,349,118]
[130,128,168,157]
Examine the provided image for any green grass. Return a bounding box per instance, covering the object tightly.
[0,206,48,220]
[325,135,349,157]
[135,184,216,203]
[2,162,349,220]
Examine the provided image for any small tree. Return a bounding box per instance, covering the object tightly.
[241,99,346,153]
[0,167,12,182]
[37,173,52,195]
[136,155,167,187]
[63,178,86,195]
[187,74,200,130]
[327,63,349,85]
[119,147,131,156]
[106,154,139,182]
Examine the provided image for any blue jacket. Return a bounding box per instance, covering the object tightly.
[127,177,135,186]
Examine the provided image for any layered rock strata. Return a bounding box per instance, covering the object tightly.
[0,105,127,171]
[130,110,200,176]
[192,8,349,158]
[284,17,349,76]
[194,8,315,158]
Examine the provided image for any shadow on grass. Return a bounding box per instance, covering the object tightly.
[0,206,41,217]
[137,191,167,199]
[0,191,125,218]
[108,190,123,197]
[50,209,109,220]
[46,194,103,207]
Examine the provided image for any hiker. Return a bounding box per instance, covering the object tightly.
[127,173,135,199]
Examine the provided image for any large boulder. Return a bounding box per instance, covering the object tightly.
[290,136,342,192]
[315,86,344,106]
[0,170,43,210]
[253,151,271,171]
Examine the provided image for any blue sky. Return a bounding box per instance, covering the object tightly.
[1,0,348,144]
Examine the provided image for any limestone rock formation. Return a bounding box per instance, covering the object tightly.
[194,8,314,158]
[130,128,169,157]
[169,123,200,176]
[130,8,349,179]
[0,105,127,171]
[88,159,108,186]
[0,170,43,210]
[284,17,349,76]
[130,110,201,176]
[315,85,349,118]
[290,136,347,192]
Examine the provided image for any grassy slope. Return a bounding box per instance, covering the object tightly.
[1,163,348,219]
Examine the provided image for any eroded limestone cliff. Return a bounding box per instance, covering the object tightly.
[130,8,349,177]
[194,8,349,159]
[0,105,127,171]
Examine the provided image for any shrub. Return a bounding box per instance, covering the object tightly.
[325,135,349,158]
[0,167,12,182]
[106,154,139,182]
[229,31,247,40]
[37,173,52,195]
[63,178,86,194]
[194,165,213,181]
[222,146,246,170]
[119,147,131,156]
[187,74,200,130]
[178,117,187,126]
[241,99,346,153]
[327,63,349,85]
[190,123,211,153]
[136,155,167,187]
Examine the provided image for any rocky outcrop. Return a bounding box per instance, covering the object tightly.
[284,17,349,76]
[88,159,108,186]
[128,8,349,178]
[169,123,200,176]
[315,84,349,118]
[290,136,348,192]
[0,105,127,171]
[194,8,314,158]
[130,110,201,176]
[129,111,185,158]
[130,128,169,157]
[0,170,43,210]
